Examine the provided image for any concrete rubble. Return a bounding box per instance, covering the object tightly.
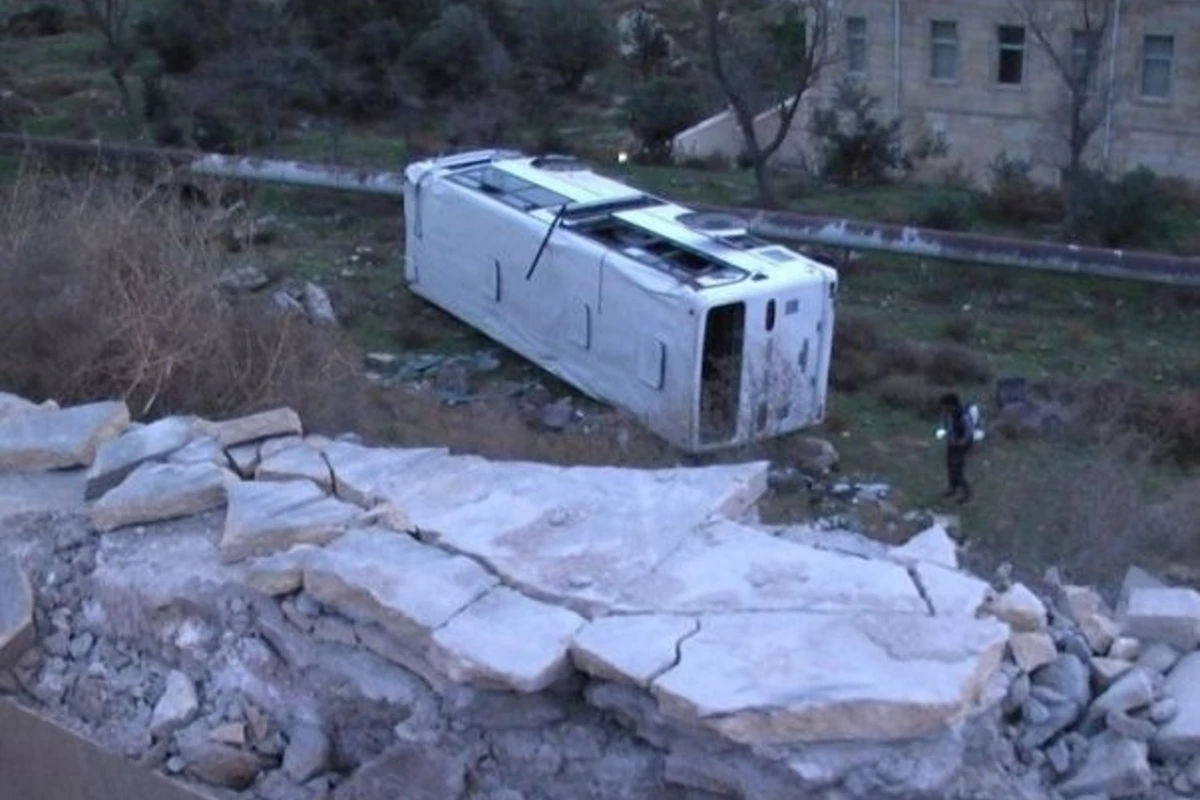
[3,393,1200,800]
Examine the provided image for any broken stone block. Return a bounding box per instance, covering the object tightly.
[84,415,195,501]
[89,462,230,533]
[169,436,225,467]
[151,670,199,734]
[985,583,1047,632]
[225,444,260,478]
[1153,652,1200,759]
[0,391,51,418]
[282,722,331,783]
[195,408,302,449]
[1136,641,1182,675]
[1109,637,1141,662]
[1090,657,1134,690]
[303,528,497,641]
[242,546,321,597]
[0,400,129,471]
[256,444,332,492]
[1121,587,1200,650]
[650,612,1009,745]
[1033,653,1091,709]
[219,480,361,564]
[1064,585,1120,655]
[430,587,587,693]
[572,615,700,687]
[1009,631,1057,674]
[1057,731,1152,798]
[1085,667,1158,729]
[1117,566,1167,617]
[889,524,958,570]
[0,557,34,669]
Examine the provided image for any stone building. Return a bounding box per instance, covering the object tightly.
[673,0,1200,185]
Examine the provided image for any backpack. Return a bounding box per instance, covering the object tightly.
[965,402,985,442]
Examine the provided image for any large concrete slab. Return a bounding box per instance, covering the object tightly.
[615,520,927,615]
[650,611,1009,745]
[0,556,34,668]
[1122,587,1200,650]
[303,528,498,640]
[89,462,231,533]
[0,400,129,471]
[572,615,699,687]
[84,416,196,500]
[429,587,587,692]
[323,443,769,616]
[219,480,361,564]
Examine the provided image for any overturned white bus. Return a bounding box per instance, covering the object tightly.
[403,149,838,452]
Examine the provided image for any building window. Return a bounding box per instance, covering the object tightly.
[1141,35,1174,98]
[930,20,958,81]
[997,25,1025,85]
[846,16,867,74]
[1070,30,1100,92]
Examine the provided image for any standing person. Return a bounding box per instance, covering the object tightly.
[939,392,974,503]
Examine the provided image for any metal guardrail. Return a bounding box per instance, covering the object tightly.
[3,133,1199,288]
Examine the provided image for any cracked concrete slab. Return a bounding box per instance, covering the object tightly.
[571,614,699,687]
[255,443,333,492]
[0,401,129,471]
[219,479,361,563]
[650,611,1009,745]
[614,520,927,615]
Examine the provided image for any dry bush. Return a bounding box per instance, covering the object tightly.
[0,170,367,427]
[922,342,992,385]
[939,314,976,344]
[876,375,944,420]
[973,441,1198,590]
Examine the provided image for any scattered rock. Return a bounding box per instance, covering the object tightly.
[986,583,1048,632]
[1064,585,1119,655]
[195,408,303,449]
[0,557,35,669]
[1109,637,1141,662]
[1090,657,1134,690]
[177,731,263,790]
[89,461,230,532]
[1121,587,1200,650]
[791,436,839,476]
[1057,731,1152,798]
[1032,654,1091,709]
[1154,652,1200,759]
[1009,632,1057,673]
[539,398,574,431]
[282,722,331,783]
[68,632,94,660]
[85,416,195,500]
[303,282,338,326]
[210,723,247,747]
[434,360,472,399]
[1137,642,1182,676]
[1085,667,1158,729]
[150,670,199,734]
[1106,709,1157,741]
[219,479,361,563]
[0,400,129,471]
[218,263,270,293]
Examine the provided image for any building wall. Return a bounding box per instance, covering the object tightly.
[672,0,1200,186]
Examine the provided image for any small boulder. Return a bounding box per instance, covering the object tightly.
[791,436,839,476]
[1109,637,1141,662]
[1064,585,1120,655]
[178,736,262,790]
[540,398,574,431]
[985,583,1047,632]
[89,461,230,532]
[150,670,199,734]
[218,264,270,293]
[85,415,195,500]
[195,408,302,449]
[1136,641,1182,675]
[1090,657,1134,690]
[282,722,331,783]
[1057,731,1152,798]
[1032,653,1090,708]
[1105,709,1156,741]
[1121,586,1200,651]
[303,282,337,326]
[1085,667,1158,729]
[0,400,129,471]
[1009,632,1057,673]
[210,723,247,747]
[1117,566,1166,617]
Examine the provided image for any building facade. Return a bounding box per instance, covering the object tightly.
[673,0,1200,185]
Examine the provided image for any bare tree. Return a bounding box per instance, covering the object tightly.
[1010,0,1116,221]
[698,0,839,207]
[79,0,138,128]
